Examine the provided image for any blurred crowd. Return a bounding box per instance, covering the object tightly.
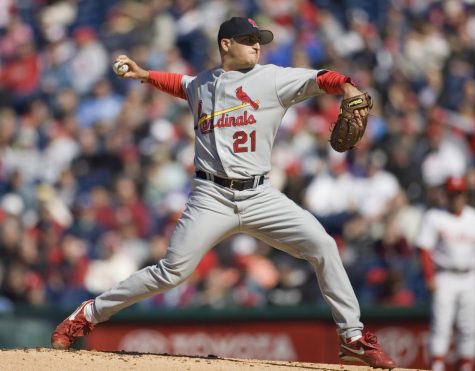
[1,0,475,312]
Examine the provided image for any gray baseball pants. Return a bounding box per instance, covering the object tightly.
[93,177,363,339]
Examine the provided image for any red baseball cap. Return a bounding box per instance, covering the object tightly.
[73,26,97,42]
[218,17,274,45]
[445,176,467,193]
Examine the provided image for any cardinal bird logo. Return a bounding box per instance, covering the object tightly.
[235,86,259,110]
[248,18,258,28]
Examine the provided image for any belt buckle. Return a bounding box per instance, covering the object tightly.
[229,179,236,189]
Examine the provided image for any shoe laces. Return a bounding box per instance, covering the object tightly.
[363,332,381,349]
[68,318,94,337]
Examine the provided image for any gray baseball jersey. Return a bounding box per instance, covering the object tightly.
[182,64,325,178]
[93,63,364,341]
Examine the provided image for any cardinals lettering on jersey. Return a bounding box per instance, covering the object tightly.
[196,87,260,134]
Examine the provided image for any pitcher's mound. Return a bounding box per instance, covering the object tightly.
[0,348,424,371]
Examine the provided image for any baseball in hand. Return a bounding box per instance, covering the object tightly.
[113,62,129,76]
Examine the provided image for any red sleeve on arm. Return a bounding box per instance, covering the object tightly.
[147,71,187,100]
[316,70,355,95]
[419,249,435,281]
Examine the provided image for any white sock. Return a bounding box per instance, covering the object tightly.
[432,360,445,371]
[84,302,99,324]
[346,334,362,343]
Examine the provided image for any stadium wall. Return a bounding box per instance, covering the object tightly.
[0,305,441,369]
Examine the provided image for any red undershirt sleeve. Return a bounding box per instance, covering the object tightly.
[418,248,435,281]
[147,71,187,100]
[316,70,355,95]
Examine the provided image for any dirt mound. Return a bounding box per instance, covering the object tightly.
[0,348,425,371]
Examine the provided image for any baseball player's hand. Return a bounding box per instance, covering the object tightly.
[114,55,150,81]
[329,83,372,152]
[342,83,369,120]
[426,278,436,294]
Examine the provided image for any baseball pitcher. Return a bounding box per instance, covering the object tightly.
[51,17,394,369]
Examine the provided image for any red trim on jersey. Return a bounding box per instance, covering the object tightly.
[316,70,355,94]
[147,71,187,99]
[419,248,435,281]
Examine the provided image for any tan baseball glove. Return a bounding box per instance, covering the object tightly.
[330,92,373,152]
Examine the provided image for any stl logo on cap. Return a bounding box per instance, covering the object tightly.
[248,18,257,28]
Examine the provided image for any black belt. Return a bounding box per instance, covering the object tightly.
[196,170,264,191]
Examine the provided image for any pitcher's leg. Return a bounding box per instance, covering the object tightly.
[94,186,239,322]
[240,186,362,338]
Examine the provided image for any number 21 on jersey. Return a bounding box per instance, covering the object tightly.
[233,130,256,153]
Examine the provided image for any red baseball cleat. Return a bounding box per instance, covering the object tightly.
[457,358,473,371]
[339,332,396,369]
[51,300,95,350]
